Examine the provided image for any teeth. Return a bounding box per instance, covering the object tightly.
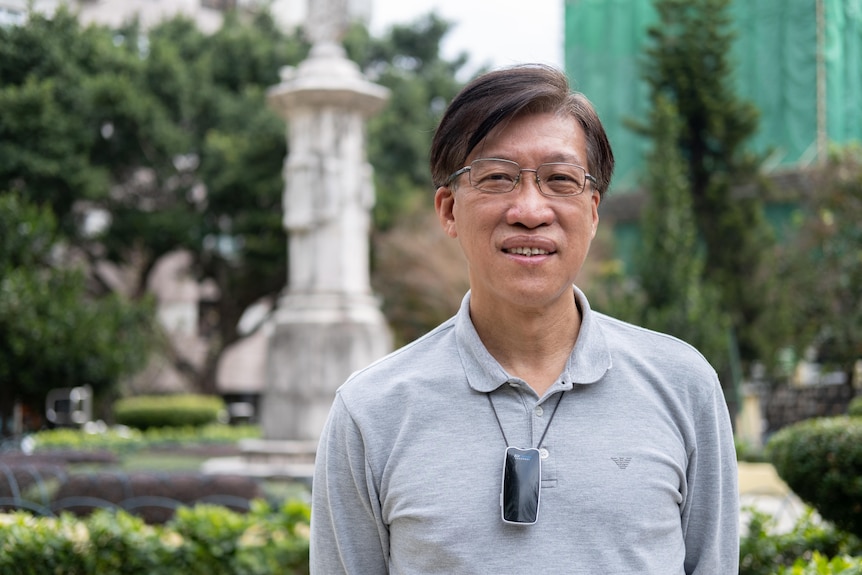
[507,247,549,256]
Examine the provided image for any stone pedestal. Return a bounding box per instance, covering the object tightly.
[262,293,390,441]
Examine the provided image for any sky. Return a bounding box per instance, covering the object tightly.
[368,0,564,77]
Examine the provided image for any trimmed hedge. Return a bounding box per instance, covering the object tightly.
[31,424,260,454]
[114,395,226,430]
[0,500,310,575]
[766,416,862,538]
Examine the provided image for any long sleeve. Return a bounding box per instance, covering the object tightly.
[682,380,740,574]
[310,393,389,574]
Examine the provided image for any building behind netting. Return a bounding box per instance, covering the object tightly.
[564,0,862,192]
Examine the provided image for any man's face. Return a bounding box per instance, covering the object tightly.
[434,112,600,314]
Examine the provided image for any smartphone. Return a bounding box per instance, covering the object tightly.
[501,446,541,525]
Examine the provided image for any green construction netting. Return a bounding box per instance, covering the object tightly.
[825,0,862,144]
[565,0,862,193]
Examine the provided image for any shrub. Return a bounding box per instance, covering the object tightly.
[766,416,862,538]
[779,552,862,574]
[0,499,310,575]
[32,426,145,453]
[0,513,89,573]
[849,396,862,417]
[31,423,260,453]
[740,508,862,575]
[114,395,226,430]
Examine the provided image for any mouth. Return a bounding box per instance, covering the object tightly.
[504,247,552,257]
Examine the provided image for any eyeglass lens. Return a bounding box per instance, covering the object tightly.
[470,159,587,196]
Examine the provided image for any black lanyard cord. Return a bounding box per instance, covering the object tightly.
[487,388,565,449]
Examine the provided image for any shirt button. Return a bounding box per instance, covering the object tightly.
[539,448,549,459]
[534,405,544,417]
[508,382,519,388]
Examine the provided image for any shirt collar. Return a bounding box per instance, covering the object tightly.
[455,286,612,394]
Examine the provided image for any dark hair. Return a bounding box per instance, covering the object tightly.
[429,64,614,196]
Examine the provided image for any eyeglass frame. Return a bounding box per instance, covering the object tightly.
[443,158,598,197]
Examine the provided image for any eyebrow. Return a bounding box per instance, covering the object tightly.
[475,153,587,166]
[541,152,586,165]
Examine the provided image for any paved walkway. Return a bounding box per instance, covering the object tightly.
[738,461,808,533]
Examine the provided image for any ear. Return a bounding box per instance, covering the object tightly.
[435,186,458,238]
[590,190,600,239]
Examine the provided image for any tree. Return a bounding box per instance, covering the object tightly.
[344,13,467,230]
[636,96,732,377]
[638,0,773,367]
[770,147,862,387]
[0,194,156,436]
[0,9,306,394]
[0,8,469,392]
[0,9,182,237]
[593,95,733,403]
[802,150,862,386]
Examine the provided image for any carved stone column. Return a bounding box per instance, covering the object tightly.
[260,0,391,447]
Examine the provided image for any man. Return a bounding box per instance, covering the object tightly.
[310,64,739,574]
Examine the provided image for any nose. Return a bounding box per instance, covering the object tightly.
[515,168,542,193]
[507,169,554,228]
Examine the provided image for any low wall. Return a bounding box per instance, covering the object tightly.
[762,384,857,435]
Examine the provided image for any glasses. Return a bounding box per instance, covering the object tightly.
[445,158,596,197]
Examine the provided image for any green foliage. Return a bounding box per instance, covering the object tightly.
[849,397,862,417]
[0,8,305,396]
[30,423,260,454]
[596,93,732,380]
[779,553,862,575]
[638,0,774,369]
[0,513,90,574]
[0,193,156,433]
[740,508,862,575]
[32,426,145,453]
[766,417,862,538]
[769,147,862,384]
[0,500,310,575]
[83,510,173,573]
[113,394,225,429]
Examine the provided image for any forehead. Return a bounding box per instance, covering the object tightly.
[468,112,587,165]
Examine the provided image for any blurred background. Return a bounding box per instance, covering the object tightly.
[0,1,860,573]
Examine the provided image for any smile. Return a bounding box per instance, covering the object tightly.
[505,247,551,256]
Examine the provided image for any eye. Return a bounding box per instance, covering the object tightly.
[470,160,520,192]
[545,171,578,183]
[483,171,516,183]
[538,164,587,195]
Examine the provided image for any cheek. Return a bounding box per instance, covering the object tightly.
[451,205,490,253]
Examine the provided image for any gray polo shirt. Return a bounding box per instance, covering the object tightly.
[311,287,739,574]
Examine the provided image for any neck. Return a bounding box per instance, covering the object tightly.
[470,292,581,396]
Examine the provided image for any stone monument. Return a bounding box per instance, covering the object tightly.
[255,0,392,464]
